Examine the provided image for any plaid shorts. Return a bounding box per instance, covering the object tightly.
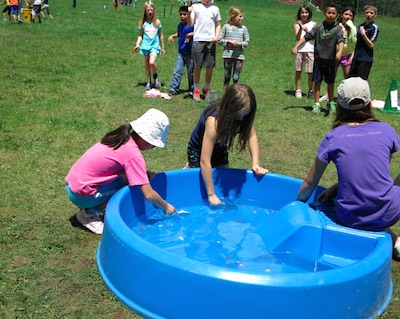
[295,52,314,73]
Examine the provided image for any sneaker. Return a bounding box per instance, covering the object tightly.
[154,78,161,88]
[393,241,400,261]
[311,104,321,114]
[76,208,104,234]
[202,87,209,101]
[295,90,302,99]
[169,90,178,95]
[193,88,201,102]
[319,95,329,103]
[145,82,151,89]
[329,101,336,114]
[307,90,314,97]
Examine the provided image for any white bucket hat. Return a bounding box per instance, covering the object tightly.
[130,108,170,148]
[337,77,371,110]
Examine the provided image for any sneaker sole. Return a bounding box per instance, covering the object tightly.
[76,210,103,234]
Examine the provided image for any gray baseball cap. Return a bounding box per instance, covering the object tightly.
[337,77,371,110]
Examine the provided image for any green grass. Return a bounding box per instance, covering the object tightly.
[1,0,400,318]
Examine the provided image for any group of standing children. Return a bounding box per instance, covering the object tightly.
[134,0,251,101]
[291,3,379,115]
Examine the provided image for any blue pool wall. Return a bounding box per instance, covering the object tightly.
[97,168,393,319]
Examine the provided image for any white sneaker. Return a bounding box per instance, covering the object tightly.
[295,90,302,99]
[319,95,329,103]
[76,208,104,234]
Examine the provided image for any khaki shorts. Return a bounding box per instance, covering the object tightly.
[295,51,314,73]
[192,41,216,69]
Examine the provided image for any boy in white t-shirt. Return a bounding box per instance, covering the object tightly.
[187,0,221,101]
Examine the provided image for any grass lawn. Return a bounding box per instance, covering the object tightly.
[1,0,400,318]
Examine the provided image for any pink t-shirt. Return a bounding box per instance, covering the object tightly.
[65,139,149,196]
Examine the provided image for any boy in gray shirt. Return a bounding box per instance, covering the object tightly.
[292,3,344,114]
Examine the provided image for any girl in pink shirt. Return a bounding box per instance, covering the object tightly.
[65,109,175,234]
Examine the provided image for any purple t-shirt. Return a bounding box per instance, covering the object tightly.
[317,121,400,231]
[65,139,149,196]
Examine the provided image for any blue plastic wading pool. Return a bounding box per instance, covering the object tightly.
[97,168,393,319]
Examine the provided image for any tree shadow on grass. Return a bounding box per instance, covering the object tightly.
[135,81,167,89]
[284,89,296,97]
[283,105,331,117]
[284,89,313,99]
[283,90,331,117]
[135,82,150,89]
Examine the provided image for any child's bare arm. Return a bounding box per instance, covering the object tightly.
[184,32,193,43]
[291,37,306,54]
[248,126,268,176]
[336,41,344,60]
[140,184,176,214]
[360,26,375,49]
[134,30,143,51]
[294,22,302,41]
[159,28,165,55]
[168,32,178,44]
[213,21,221,42]
[187,6,194,26]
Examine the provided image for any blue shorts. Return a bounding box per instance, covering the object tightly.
[10,5,18,14]
[140,48,160,56]
[312,62,336,84]
[66,176,125,209]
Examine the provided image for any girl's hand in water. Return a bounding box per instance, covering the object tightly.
[164,203,176,215]
[208,193,223,206]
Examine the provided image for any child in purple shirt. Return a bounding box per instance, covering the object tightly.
[297,77,400,261]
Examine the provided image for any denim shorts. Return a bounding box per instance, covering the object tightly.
[65,176,125,209]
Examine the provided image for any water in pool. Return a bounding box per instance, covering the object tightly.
[132,198,330,274]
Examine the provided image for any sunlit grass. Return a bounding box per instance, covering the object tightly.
[1,0,400,318]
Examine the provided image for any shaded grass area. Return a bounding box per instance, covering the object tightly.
[1,0,400,318]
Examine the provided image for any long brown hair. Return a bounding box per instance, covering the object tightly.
[215,83,256,152]
[101,124,134,150]
[332,102,379,129]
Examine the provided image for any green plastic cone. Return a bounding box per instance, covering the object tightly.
[384,78,398,110]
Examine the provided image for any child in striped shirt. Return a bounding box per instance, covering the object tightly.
[218,6,250,92]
